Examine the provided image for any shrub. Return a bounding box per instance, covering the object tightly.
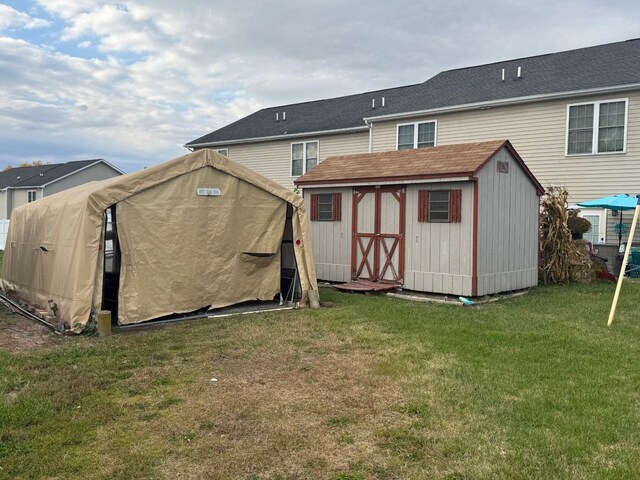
[567,211,592,238]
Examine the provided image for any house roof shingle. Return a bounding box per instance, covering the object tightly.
[294,140,543,193]
[186,39,640,146]
[0,160,106,189]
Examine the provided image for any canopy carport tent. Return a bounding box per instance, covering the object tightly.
[0,149,319,332]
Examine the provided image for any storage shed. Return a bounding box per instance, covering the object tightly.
[295,140,543,297]
[1,149,318,332]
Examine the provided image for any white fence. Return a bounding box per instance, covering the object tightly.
[0,219,9,250]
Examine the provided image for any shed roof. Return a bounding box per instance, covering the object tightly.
[294,140,544,193]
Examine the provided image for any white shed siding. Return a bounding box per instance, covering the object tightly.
[404,182,474,296]
[475,148,539,295]
[370,91,640,204]
[304,188,352,282]
[208,132,369,189]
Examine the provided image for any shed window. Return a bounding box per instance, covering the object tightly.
[567,99,627,155]
[215,149,228,157]
[291,141,319,176]
[27,190,37,203]
[310,193,341,221]
[418,189,461,223]
[397,121,436,150]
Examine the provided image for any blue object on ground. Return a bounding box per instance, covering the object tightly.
[458,296,474,305]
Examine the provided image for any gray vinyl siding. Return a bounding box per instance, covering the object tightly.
[43,162,121,196]
[202,132,369,189]
[370,90,640,208]
[11,188,41,213]
[0,191,5,219]
[304,188,352,282]
[475,148,539,295]
[404,182,474,296]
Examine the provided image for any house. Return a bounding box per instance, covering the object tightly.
[1,150,318,332]
[186,39,640,261]
[0,159,124,220]
[294,140,543,295]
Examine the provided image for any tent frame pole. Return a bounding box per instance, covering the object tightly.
[608,203,640,326]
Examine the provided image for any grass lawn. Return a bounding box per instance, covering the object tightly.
[1,282,640,479]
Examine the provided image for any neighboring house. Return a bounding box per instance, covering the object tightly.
[295,140,543,296]
[186,38,640,259]
[0,159,124,220]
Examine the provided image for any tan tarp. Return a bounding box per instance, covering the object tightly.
[1,149,318,332]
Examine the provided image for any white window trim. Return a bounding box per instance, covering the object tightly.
[578,208,607,244]
[215,148,228,157]
[27,190,37,203]
[290,140,319,177]
[565,98,629,156]
[395,120,437,150]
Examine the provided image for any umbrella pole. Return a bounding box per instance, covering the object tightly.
[608,204,640,326]
[618,210,623,251]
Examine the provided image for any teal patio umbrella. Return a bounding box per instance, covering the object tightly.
[577,194,640,326]
[577,194,637,250]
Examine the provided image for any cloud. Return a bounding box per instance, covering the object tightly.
[0,4,50,29]
[0,0,639,172]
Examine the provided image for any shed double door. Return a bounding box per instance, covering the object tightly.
[352,186,405,284]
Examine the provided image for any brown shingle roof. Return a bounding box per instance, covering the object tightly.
[295,140,542,193]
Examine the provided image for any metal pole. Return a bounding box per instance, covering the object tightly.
[608,201,640,326]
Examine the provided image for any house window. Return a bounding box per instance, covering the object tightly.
[309,192,342,221]
[567,99,627,155]
[215,149,228,157]
[397,121,436,150]
[291,141,319,176]
[27,190,37,203]
[418,189,462,223]
[578,208,606,245]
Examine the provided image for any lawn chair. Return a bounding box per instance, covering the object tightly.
[584,242,608,270]
[626,249,640,278]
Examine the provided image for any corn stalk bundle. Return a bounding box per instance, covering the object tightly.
[539,187,593,284]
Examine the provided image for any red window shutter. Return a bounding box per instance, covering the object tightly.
[449,189,462,223]
[310,193,319,221]
[332,192,342,221]
[418,190,429,222]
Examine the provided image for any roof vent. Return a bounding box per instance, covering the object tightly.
[40,173,44,176]
[16,176,20,179]
[517,66,522,78]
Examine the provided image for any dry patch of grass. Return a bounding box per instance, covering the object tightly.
[2,282,640,479]
[0,310,63,353]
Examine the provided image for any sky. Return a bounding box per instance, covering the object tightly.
[0,1,639,172]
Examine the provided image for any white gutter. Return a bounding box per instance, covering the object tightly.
[365,119,373,153]
[185,125,369,148]
[363,82,640,123]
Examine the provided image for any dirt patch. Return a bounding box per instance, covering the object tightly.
[0,304,63,353]
[116,337,406,479]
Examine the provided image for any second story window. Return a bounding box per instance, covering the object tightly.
[291,141,319,176]
[567,99,627,155]
[397,121,436,150]
[27,190,37,203]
